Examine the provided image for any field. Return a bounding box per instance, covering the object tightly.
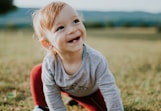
[0,28,161,111]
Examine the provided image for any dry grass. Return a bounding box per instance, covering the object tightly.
[0,28,161,111]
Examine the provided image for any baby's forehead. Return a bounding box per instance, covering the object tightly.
[55,5,79,18]
[62,4,77,13]
[51,7,80,30]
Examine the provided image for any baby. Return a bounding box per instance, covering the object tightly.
[30,1,124,111]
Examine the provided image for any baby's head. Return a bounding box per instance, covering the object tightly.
[32,1,66,40]
[32,1,86,54]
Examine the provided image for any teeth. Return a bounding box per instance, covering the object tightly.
[68,37,80,43]
[72,39,77,43]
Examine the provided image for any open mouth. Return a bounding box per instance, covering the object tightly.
[68,37,80,43]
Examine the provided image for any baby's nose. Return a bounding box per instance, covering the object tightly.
[67,25,77,34]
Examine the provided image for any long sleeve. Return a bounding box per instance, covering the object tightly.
[41,59,67,111]
[96,57,124,111]
[41,45,124,111]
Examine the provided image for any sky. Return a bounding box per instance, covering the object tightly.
[14,0,161,13]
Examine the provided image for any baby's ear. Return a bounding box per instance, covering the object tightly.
[40,39,50,49]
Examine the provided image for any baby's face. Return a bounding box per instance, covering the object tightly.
[47,4,86,53]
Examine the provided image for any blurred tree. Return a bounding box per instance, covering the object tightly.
[84,21,106,28]
[157,24,161,33]
[107,20,114,27]
[122,22,132,27]
[0,0,17,15]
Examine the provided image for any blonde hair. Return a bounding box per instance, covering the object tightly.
[32,1,66,40]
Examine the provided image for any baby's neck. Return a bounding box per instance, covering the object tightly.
[58,47,84,75]
[58,46,84,64]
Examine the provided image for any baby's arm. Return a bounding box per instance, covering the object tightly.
[42,61,67,111]
[96,57,124,111]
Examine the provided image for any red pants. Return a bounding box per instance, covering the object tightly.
[30,64,107,111]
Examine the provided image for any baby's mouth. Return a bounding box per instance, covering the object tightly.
[68,37,80,43]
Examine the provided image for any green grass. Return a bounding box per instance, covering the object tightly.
[0,28,161,111]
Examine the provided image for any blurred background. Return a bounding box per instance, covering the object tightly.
[0,0,161,111]
[1,0,161,29]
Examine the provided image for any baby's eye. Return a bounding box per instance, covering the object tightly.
[73,19,80,24]
[56,26,64,31]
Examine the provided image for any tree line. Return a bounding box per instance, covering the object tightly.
[0,0,17,15]
[0,0,161,33]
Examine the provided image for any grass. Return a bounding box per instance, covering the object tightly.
[0,27,161,111]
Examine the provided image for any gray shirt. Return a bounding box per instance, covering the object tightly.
[42,44,124,111]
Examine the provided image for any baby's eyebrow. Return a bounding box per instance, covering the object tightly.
[54,22,63,26]
[53,22,64,31]
[70,15,79,19]
[53,15,79,27]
